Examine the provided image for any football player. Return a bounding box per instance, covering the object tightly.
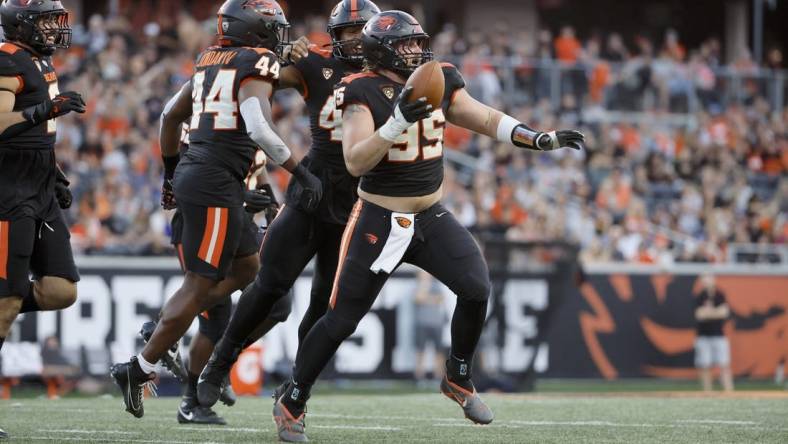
[0,1,84,439]
[110,0,322,419]
[270,11,584,441]
[195,0,382,408]
[138,124,289,424]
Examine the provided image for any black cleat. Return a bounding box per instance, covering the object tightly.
[177,397,227,425]
[273,396,308,442]
[110,356,157,418]
[440,376,494,425]
[197,350,236,408]
[0,426,8,439]
[139,321,187,382]
[219,374,237,407]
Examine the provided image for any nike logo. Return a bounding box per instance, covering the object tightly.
[436,212,448,218]
[197,374,206,385]
[179,407,194,421]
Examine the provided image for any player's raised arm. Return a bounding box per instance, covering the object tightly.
[238,78,322,211]
[276,36,310,94]
[341,85,432,177]
[0,75,84,141]
[446,88,585,151]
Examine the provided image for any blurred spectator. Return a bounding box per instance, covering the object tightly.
[694,274,734,392]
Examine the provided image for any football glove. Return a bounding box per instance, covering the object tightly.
[161,179,176,210]
[23,91,86,125]
[55,165,72,209]
[291,164,323,213]
[378,86,432,142]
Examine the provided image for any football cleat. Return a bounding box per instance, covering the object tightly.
[177,397,227,425]
[440,376,494,425]
[271,380,288,405]
[273,395,308,442]
[139,321,187,382]
[111,356,157,418]
[0,426,8,439]
[197,352,234,408]
[219,374,237,407]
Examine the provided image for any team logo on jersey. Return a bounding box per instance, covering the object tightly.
[395,217,412,229]
[365,233,379,245]
[322,68,333,80]
[382,86,395,100]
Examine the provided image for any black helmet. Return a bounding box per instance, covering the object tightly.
[217,0,290,56]
[0,0,71,55]
[327,0,380,66]
[361,10,432,78]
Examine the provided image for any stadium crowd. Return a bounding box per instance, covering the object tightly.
[50,9,787,264]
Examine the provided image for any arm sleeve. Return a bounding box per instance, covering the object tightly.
[239,96,291,165]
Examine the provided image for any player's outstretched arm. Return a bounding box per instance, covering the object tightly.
[342,86,432,177]
[238,78,322,211]
[0,76,85,141]
[446,88,585,151]
[158,81,193,210]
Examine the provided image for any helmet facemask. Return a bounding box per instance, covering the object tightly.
[13,9,71,55]
[384,34,433,77]
[329,24,365,66]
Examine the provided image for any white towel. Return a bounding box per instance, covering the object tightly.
[369,212,415,274]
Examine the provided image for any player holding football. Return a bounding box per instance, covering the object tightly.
[270,11,585,441]
[0,0,85,439]
[195,0,382,407]
[110,0,322,419]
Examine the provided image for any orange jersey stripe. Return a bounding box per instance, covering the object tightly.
[0,221,8,280]
[198,207,218,265]
[176,243,185,272]
[209,208,229,267]
[329,200,363,309]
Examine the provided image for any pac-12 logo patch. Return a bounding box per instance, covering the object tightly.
[395,217,412,229]
[382,86,395,100]
[322,68,333,79]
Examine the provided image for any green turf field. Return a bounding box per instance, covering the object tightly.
[1,390,787,443]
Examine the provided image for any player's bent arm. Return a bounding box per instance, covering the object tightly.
[275,65,307,96]
[342,104,394,177]
[238,78,301,171]
[446,88,585,151]
[159,82,193,158]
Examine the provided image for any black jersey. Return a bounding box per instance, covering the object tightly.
[0,42,60,220]
[175,46,280,207]
[284,45,360,225]
[292,45,354,171]
[334,63,465,197]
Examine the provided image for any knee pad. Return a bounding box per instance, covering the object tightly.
[322,310,359,342]
[453,268,491,303]
[267,288,293,323]
[198,298,232,343]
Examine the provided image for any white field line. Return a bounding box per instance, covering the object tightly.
[311,425,402,431]
[27,437,224,444]
[175,426,268,433]
[42,429,137,435]
[676,419,758,425]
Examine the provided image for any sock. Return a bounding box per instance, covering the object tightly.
[18,283,40,314]
[136,353,157,375]
[184,372,199,400]
[281,379,311,417]
[222,279,279,347]
[292,316,346,387]
[447,299,488,391]
[0,337,4,351]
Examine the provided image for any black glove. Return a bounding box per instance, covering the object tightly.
[393,86,433,123]
[161,179,176,210]
[258,183,280,224]
[22,91,86,125]
[55,166,72,209]
[533,129,585,151]
[291,163,323,213]
[244,189,273,213]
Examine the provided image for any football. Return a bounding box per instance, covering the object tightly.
[405,60,445,109]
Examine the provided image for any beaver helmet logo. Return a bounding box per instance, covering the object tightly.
[243,0,277,15]
[395,217,411,229]
[375,15,398,32]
